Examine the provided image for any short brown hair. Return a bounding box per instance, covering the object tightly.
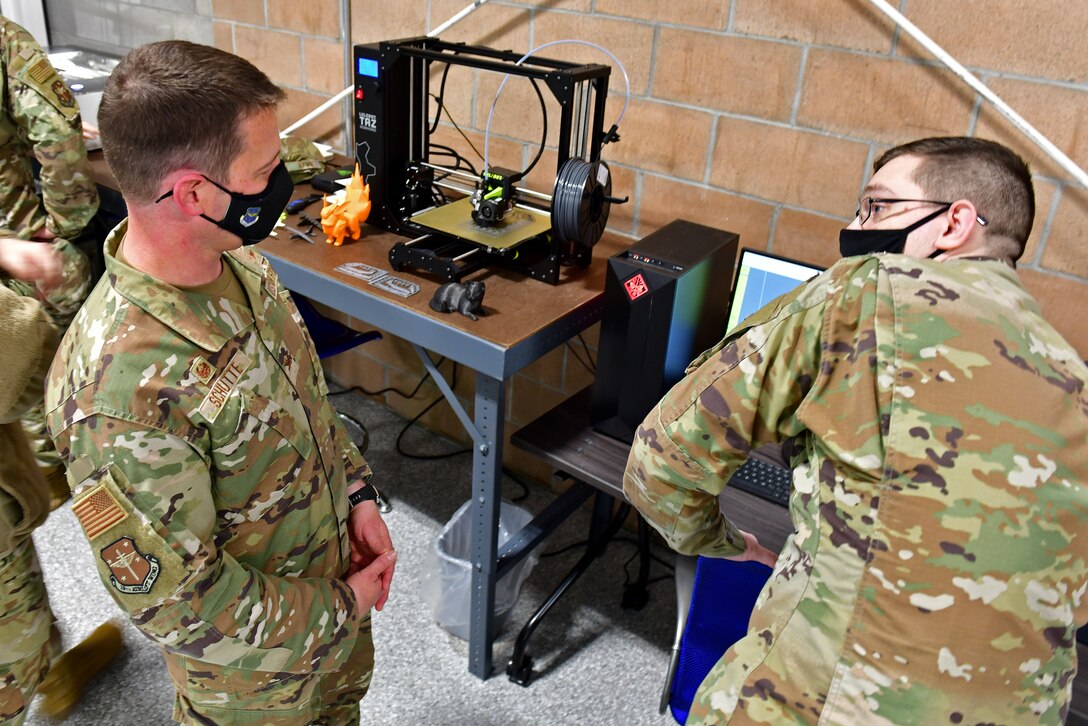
[99,41,285,205]
[874,137,1035,261]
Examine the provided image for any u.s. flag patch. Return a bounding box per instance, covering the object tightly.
[27,57,53,84]
[72,484,128,540]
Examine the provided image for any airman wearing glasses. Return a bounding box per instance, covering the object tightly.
[625,136,1088,725]
[839,138,1030,263]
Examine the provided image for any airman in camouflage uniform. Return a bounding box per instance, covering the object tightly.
[45,41,395,725]
[0,18,98,243]
[625,137,1088,724]
[0,280,59,726]
[0,16,96,324]
[0,17,97,476]
[0,237,124,724]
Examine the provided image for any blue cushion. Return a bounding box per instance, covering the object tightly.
[670,557,771,724]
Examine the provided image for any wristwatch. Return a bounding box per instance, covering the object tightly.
[348,482,380,509]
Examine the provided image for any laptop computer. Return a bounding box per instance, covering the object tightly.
[726,248,824,334]
[724,249,823,506]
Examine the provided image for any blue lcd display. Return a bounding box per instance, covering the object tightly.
[357,58,379,78]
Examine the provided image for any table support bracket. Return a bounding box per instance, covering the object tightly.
[413,343,485,449]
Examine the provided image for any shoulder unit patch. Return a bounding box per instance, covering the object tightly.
[100,536,160,595]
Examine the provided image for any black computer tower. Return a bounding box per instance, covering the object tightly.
[591,219,739,443]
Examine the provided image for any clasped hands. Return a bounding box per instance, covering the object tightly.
[344,500,397,612]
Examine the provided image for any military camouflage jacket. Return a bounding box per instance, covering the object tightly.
[625,254,1088,724]
[0,18,97,240]
[46,222,372,678]
[0,284,56,555]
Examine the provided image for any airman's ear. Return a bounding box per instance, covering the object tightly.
[934,199,982,253]
[157,173,214,218]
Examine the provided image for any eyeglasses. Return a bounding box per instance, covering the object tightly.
[855,197,988,228]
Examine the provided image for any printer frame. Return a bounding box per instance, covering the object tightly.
[353,37,612,283]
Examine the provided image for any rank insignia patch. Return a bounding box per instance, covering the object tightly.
[101,537,160,595]
[262,258,278,297]
[72,484,128,539]
[190,356,215,385]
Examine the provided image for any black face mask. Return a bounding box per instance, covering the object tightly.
[156,160,294,245]
[839,205,950,258]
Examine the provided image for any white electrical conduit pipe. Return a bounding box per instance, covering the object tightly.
[280,0,493,137]
[867,0,1088,189]
[430,0,492,38]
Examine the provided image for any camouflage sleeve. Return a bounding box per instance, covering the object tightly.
[623,265,839,557]
[0,285,57,423]
[59,418,363,675]
[7,35,98,239]
[327,403,373,486]
[2,238,91,324]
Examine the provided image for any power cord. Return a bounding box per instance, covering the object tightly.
[328,356,450,459]
[538,534,675,589]
[428,58,548,182]
[428,91,484,162]
[619,538,675,589]
[519,78,548,181]
[327,358,540,504]
[327,357,445,400]
[577,332,597,370]
[565,332,597,375]
[501,468,532,503]
[395,362,472,461]
[430,143,479,176]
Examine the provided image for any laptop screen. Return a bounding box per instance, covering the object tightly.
[726,249,823,333]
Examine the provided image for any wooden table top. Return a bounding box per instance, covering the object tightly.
[258,224,624,352]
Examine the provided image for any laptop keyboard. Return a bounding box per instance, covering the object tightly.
[729,457,791,507]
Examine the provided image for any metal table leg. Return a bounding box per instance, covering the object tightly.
[468,372,505,679]
[621,515,652,610]
[506,493,631,686]
[409,346,506,680]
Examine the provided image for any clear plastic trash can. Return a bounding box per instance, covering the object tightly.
[421,500,538,640]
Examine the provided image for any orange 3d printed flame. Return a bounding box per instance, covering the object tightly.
[320,164,372,246]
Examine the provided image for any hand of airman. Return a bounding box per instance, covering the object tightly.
[345,500,397,611]
[0,237,62,292]
[728,529,779,569]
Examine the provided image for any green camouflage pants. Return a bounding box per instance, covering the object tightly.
[0,538,57,726]
[170,612,374,725]
[5,237,89,471]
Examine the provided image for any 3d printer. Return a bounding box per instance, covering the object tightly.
[352,37,627,284]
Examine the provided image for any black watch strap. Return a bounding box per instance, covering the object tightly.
[348,483,379,509]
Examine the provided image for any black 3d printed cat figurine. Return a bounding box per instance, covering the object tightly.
[429,280,486,321]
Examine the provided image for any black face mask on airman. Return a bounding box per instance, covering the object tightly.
[156,160,294,245]
[838,205,950,258]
